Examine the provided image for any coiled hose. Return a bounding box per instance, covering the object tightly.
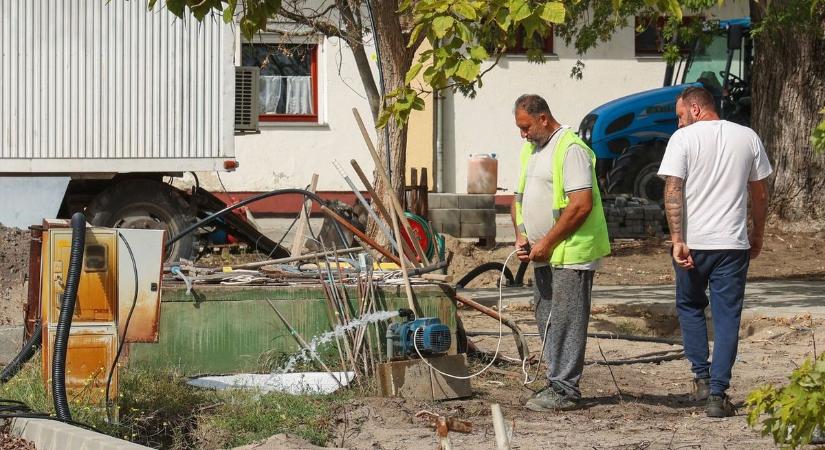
[51,212,86,421]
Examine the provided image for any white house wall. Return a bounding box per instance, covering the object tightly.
[442,3,748,194]
[216,3,747,194]
[213,35,381,192]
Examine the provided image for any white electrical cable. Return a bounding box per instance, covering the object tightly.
[411,249,553,384]
[412,249,516,380]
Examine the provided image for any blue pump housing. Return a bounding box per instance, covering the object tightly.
[387,317,452,359]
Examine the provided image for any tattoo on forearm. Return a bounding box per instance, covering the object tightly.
[664,176,684,241]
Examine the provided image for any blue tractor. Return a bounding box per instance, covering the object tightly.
[579,18,753,201]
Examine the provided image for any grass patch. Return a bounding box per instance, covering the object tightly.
[0,355,351,449]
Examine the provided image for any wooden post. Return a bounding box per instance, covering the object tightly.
[352,108,431,266]
[290,173,319,259]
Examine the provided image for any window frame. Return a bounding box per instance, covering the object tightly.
[241,34,321,124]
[634,16,695,57]
[505,27,555,55]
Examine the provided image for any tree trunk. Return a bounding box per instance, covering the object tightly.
[750,2,825,222]
[363,0,414,249]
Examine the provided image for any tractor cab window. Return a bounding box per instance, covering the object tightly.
[682,33,741,95]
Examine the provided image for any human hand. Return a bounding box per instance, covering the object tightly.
[529,240,552,263]
[516,235,531,262]
[749,234,763,259]
[672,242,694,270]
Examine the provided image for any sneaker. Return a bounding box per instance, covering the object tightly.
[706,394,736,418]
[525,386,579,412]
[693,377,710,401]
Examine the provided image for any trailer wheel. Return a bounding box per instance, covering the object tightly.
[86,179,195,263]
[605,142,666,202]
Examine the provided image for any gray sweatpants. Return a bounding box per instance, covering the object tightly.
[533,265,594,400]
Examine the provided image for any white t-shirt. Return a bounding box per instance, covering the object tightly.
[657,120,772,249]
[519,127,599,270]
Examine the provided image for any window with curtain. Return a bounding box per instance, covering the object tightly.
[241,42,318,122]
[506,27,554,55]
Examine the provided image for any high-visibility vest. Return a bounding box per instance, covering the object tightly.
[515,129,611,266]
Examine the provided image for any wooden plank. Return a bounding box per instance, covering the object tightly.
[290,173,319,259]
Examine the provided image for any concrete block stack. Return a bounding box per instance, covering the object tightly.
[429,193,496,241]
[602,195,665,239]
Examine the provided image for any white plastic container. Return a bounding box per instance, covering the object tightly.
[467,153,498,194]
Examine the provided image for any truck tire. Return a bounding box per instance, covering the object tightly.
[606,142,666,202]
[85,179,195,263]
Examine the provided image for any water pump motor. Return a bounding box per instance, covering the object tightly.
[386,309,452,360]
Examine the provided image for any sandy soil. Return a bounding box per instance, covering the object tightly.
[0,226,29,326]
[445,228,825,288]
[330,308,824,450]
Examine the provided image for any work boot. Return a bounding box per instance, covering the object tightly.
[525,386,578,412]
[693,377,710,401]
[706,394,736,418]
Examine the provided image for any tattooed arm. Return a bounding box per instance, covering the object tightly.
[664,176,694,270]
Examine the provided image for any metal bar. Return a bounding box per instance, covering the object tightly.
[320,206,400,265]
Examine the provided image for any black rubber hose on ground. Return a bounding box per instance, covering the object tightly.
[51,212,86,421]
[455,262,515,288]
[0,322,42,383]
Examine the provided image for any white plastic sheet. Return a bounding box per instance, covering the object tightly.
[187,372,354,395]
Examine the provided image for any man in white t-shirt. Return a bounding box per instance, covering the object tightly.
[658,86,772,418]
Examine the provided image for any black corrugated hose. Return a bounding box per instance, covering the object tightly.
[51,212,86,421]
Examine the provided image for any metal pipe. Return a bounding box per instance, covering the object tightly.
[24,225,43,341]
[320,206,401,265]
[436,91,444,192]
[332,159,400,254]
[453,293,530,362]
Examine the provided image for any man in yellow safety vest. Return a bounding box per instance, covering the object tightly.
[510,94,610,411]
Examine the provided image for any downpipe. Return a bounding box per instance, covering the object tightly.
[51,212,86,421]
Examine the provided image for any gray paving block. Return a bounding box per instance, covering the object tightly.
[624,207,644,219]
[459,209,496,225]
[428,208,455,227]
[643,205,662,220]
[460,222,496,238]
[440,220,460,237]
[457,194,495,210]
[428,194,458,209]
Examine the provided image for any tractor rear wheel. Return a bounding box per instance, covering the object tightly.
[606,142,666,202]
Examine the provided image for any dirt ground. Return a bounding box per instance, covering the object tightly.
[0,226,29,326]
[1,224,823,449]
[329,309,824,450]
[445,228,825,288]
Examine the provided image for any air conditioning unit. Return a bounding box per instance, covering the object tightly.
[235,66,260,133]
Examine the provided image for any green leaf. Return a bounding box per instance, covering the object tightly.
[405,63,423,84]
[376,109,392,129]
[469,45,489,61]
[408,23,426,47]
[432,15,456,39]
[148,0,158,9]
[454,59,480,81]
[223,0,237,23]
[451,3,477,20]
[538,2,566,24]
[495,8,512,31]
[509,0,531,22]
[412,96,426,111]
[165,0,186,17]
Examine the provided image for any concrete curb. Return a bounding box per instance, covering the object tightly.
[11,417,151,450]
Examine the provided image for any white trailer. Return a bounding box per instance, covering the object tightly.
[0,0,264,260]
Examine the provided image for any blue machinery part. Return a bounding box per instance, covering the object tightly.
[386,309,452,360]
